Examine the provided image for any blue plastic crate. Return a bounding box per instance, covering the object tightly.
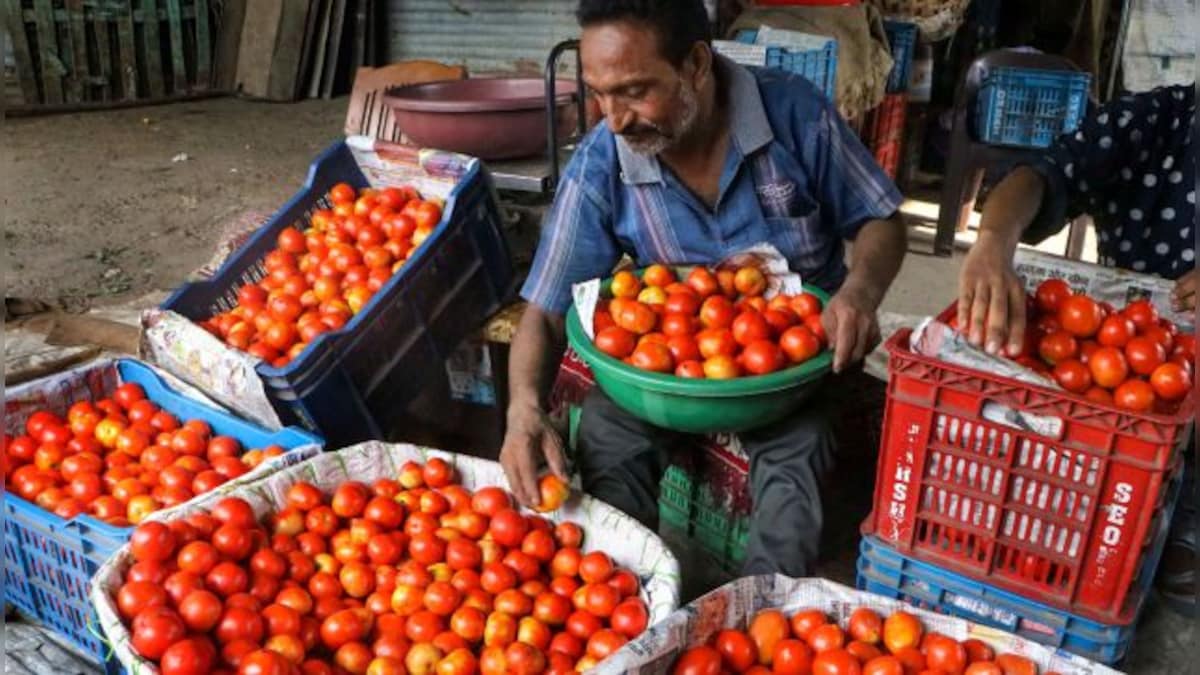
[732,29,838,100]
[2,358,321,665]
[162,140,515,446]
[883,21,917,93]
[856,463,1180,665]
[975,67,1091,148]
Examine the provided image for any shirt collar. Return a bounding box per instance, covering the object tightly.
[615,54,774,185]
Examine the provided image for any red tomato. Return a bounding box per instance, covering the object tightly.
[1058,295,1103,338]
[609,598,649,638]
[1114,379,1155,412]
[1053,359,1093,394]
[812,649,862,675]
[673,645,722,675]
[159,637,216,675]
[1125,337,1166,376]
[1122,299,1159,331]
[731,311,771,347]
[742,340,786,375]
[1150,362,1192,401]
[212,497,257,528]
[1096,315,1135,347]
[216,605,265,644]
[488,509,529,548]
[1034,279,1072,314]
[1089,347,1130,389]
[131,606,187,660]
[1037,331,1078,365]
[179,589,223,632]
[129,521,177,563]
[699,296,737,330]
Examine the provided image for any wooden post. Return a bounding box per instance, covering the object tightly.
[2,0,39,104]
[140,0,164,97]
[194,0,211,88]
[93,4,113,100]
[65,0,89,101]
[164,0,185,92]
[30,0,63,104]
[115,0,138,98]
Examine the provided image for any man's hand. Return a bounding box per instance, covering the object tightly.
[821,282,882,373]
[1172,269,1198,312]
[499,400,568,508]
[958,233,1027,356]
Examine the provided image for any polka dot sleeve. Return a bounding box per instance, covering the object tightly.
[1020,93,1154,244]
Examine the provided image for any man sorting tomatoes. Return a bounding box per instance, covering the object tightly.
[956,84,1196,614]
[498,0,906,576]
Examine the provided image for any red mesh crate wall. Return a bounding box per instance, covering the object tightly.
[867,323,1192,625]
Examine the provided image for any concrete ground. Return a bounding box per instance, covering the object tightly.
[3,97,1194,673]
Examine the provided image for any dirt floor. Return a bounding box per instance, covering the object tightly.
[2,97,1195,673]
[2,98,347,308]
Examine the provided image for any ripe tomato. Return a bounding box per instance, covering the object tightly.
[207,561,250,597]
[216,605,265,644]
[882,611,922,653]
[1089,347,1129,389]
[789,293,823,319]
[731,311,772,346]
[488,508,529,548]
[742,340,786,375]
[1058,295,1103,338]
[1125,336,1166,376]
[924,634,968,674]
[129,521,176,563]
[1034,279,1072,314]
[661,312,699,338]
[610,598,649,638]
[664,292,701,316]
[131,606,187,660]
[686,268,721,298]
[1150,362,1191,401]
[1037,331,1078,365]
[159,637,217,675]
[696,329,738,359]
[1097,315,1135,347]
[1053,359,1092,394]
[812,648,862,675]
[1114,379,1155,412]
[595,326,637,359]
[1122,299,1159,331]
[614,301,658,335]
[212,497,256,528]
[749,609,790,665]
[699,296,737,330]
[179,590,223,632]
[673,645,722,675]
[117,581,168,619]
[212,524,254,560]
[630,342,675,373]
[807,623,845,653]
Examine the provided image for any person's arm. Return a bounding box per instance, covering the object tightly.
[499,305,568,506]
[823,215,907,372]
[960,90,1162,354]
[497,143,620,507]
[957,167,1046,356]
[800,83,907,371]
[1173,269,1198,312]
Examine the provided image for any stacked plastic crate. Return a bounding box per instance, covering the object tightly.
[858,301,1193,665]
[862,21,917,179]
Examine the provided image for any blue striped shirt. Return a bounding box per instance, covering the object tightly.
[522,56,903,314]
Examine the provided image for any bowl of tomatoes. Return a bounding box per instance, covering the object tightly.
[565,265,833,433]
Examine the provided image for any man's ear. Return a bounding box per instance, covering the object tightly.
[684,41,713,90]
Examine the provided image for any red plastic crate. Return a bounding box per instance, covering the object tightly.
[866,304,1193,625]
[863,93,906,178]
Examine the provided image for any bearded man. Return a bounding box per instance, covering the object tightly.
[498,0,907,575]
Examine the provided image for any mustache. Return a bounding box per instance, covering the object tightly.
[620,124,668,139]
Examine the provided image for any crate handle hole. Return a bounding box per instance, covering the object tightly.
[980,401,1064,440]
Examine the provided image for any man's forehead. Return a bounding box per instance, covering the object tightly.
[580,21,671,76]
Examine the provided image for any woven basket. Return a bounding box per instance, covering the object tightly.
[867,0,969,41]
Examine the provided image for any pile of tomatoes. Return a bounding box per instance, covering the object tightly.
[673,606,1058,675]
[199,183,444,369]
[591,264,828,379]
[964,279,1194,413]
[4,382,282,526]
[112,460,650,675]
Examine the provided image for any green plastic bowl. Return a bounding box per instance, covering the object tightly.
[565,271,833,433]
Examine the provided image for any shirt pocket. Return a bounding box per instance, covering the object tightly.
[765,213,825,263]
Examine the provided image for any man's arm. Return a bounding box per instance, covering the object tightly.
[957,167,1046,356]
[500,305,568,507]
[823,215,907,372]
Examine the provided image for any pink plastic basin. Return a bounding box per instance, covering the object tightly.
[383,78,579,160]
